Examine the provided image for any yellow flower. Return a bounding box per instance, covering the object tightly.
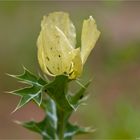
[37,12,100,79]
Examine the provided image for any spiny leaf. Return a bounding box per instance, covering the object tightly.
[41,97,57,129]
[64,122,95,140]
[43,75,74,112]
[22,119,53,139]
[8,67,47,111]
[11,86,42,112]
[10,86,41,97]
[7,66,48,86]
[33,92,42,106]
[19,98,57,139]
[71,80,91,106]
[13,95,33,112]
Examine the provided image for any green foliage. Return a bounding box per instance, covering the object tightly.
[8,67,47,112]
[64,122,95,140]
[21,98,57,140]
[43,75,73,112]
[70,80,91,107]
[9,67,93,139]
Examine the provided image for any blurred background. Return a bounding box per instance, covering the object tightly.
[0,1,140,139]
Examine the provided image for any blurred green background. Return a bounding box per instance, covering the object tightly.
[0,1,140,139]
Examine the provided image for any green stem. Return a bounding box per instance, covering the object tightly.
[57,108,65,140]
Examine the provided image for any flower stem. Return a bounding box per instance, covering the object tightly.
[57,108,65,140]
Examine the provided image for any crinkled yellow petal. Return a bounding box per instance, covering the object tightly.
[41,12,76,48]
[69,48,83,79]
[37,27,55,76]
[37,18,77,77]
[37,12,100,79]
[81,16,100,64]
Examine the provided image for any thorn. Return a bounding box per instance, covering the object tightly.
[13,120,22,125]
[6,73,17,78]
[76,79,92,89]
[11,108,18,114]
[4,90,15,95]
[4,90,12,94]
[76,80,86,89]
[11,104,21,114]
[22,64,27,70]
